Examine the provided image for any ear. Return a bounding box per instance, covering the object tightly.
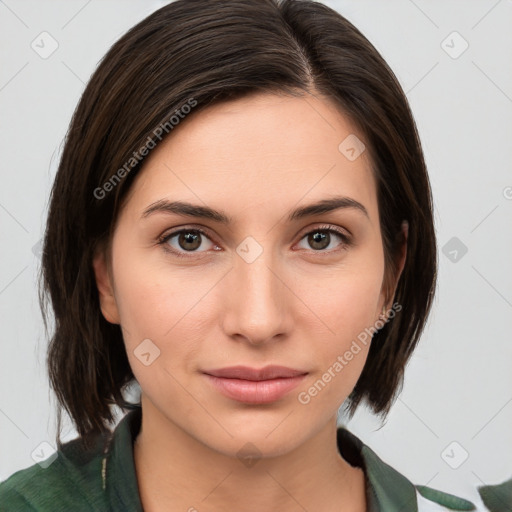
[92,243,120,325]
[382,220,408,309]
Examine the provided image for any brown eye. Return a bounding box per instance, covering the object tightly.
[159,228,216,257]
[308,231,331,250]
[296,226,351,253]
[177,231,202,251]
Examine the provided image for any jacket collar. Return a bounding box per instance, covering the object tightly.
[103,406,144,511]
[478,477,512,512]
[337,427,418,511]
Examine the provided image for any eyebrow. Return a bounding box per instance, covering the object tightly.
[141,195,369,223]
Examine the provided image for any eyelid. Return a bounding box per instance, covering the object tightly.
[158,224,216,244]
[295,223,351,241]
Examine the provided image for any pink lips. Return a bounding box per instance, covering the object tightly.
[203,365,308,404]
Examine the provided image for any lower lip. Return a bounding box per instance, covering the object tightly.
[204,374,307,404]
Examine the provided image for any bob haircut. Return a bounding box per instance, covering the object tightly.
[40,0,437,448]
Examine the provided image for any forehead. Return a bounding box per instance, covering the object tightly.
[120,91,378,224]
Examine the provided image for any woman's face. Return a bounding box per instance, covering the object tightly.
[94,91,399,457]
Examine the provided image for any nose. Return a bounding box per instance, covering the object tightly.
[221,244,295,346]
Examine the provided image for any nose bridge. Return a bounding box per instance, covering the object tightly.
[224,237,291,343]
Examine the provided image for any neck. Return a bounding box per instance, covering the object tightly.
[133,397,366,512]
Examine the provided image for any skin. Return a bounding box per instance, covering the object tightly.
[93,90,407,512]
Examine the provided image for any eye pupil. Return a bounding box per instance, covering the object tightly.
[179,231,201,251]
[308,231,329,250]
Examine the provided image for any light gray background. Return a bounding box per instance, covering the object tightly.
[1,0,511,509]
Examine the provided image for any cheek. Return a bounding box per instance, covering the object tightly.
[110,245,216,373]
[293,281,380,411]
[114,275,174,341]
[114,272,202,407]
[110,230,194,335]
[291,255,384,392]
[294,258,384,341]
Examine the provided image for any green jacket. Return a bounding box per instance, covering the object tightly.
[0,408,478,511]
[478,477,512,512]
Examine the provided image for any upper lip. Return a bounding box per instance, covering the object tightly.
[203,365,308,381]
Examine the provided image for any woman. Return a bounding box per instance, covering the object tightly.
[0,0,479,510]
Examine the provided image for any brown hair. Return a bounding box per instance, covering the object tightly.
[40,0,436,448]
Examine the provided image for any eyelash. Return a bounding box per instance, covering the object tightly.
[157,224,352,259]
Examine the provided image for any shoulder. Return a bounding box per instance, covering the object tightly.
[0,433,110,512]
[337,426,478,511]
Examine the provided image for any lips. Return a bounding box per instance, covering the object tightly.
[203,365,307,381]
[202,365,308,404]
